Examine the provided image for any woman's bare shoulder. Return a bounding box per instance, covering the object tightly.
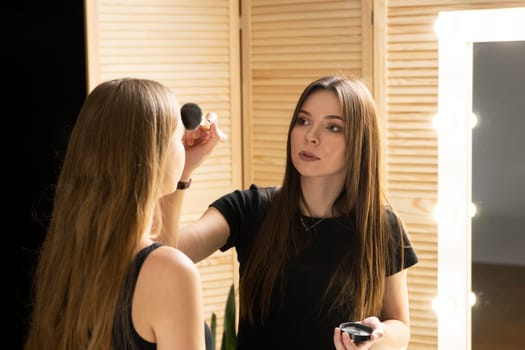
[144,245,200,282]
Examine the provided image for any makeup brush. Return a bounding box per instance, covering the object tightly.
[180,102,210,130]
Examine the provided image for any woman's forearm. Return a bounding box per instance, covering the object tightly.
[371,319,410,350]
[159,188,187,247]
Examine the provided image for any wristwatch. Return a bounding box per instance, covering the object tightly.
[177,178,192,190]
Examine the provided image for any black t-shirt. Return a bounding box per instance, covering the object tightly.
[212,184,419,350]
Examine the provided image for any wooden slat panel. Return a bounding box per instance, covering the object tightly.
[242,0,368,186]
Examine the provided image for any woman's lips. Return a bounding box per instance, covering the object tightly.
[298,151,320,161]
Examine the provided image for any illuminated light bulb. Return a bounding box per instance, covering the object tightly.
[469,291,477,307]
[433,204,454,224]
[432,205,440,222]
[432,114,442,131]
[470,113,478,128]
[469,203,477,218]
[432,114,445,131]
[432,295,455,315]
[432,296,450,315]
[432,112,457,132]
[431,296,443,314]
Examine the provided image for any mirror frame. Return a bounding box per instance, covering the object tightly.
[435,7,525,350]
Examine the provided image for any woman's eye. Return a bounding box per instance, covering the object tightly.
[328,124,342,132]
[296,117,309,126]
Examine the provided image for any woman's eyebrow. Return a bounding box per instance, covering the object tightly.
[298,110,342,120]
[298,109,311,116]
[325,115,344,121]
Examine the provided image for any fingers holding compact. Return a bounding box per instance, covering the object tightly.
[333,317,384,350]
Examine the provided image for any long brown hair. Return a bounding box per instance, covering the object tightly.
[24,78,180,350]
[240,75,395,323]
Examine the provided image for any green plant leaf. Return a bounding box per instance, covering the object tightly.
[220,284,237,350]
[210,312,217,350]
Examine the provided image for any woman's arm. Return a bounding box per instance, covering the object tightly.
[372,269,411,349]
[177,206,230,263]
[159,111,227,255]
[333,270,411,350]
[159,189,187,247]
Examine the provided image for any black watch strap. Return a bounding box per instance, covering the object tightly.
[177,178,191,190]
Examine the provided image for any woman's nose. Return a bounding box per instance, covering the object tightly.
[305,127,319,144]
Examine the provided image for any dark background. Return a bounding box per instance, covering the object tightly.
[8,1,87,348]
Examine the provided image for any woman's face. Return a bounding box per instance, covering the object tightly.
[290,89,347,181]
[162,115,186,196]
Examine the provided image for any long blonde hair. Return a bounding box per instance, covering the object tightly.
[24,78,180,350]
[240,75,397,322]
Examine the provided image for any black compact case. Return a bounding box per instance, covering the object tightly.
[339,322,373,342]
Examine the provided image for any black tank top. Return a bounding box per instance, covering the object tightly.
[113,243,213,350]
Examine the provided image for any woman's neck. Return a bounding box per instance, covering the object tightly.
[300,176,345,217]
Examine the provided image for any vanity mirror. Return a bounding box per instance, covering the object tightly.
[434,7,525,350]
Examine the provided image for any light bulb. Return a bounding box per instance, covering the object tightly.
[470,113,478,128]
[469,203,477,218]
